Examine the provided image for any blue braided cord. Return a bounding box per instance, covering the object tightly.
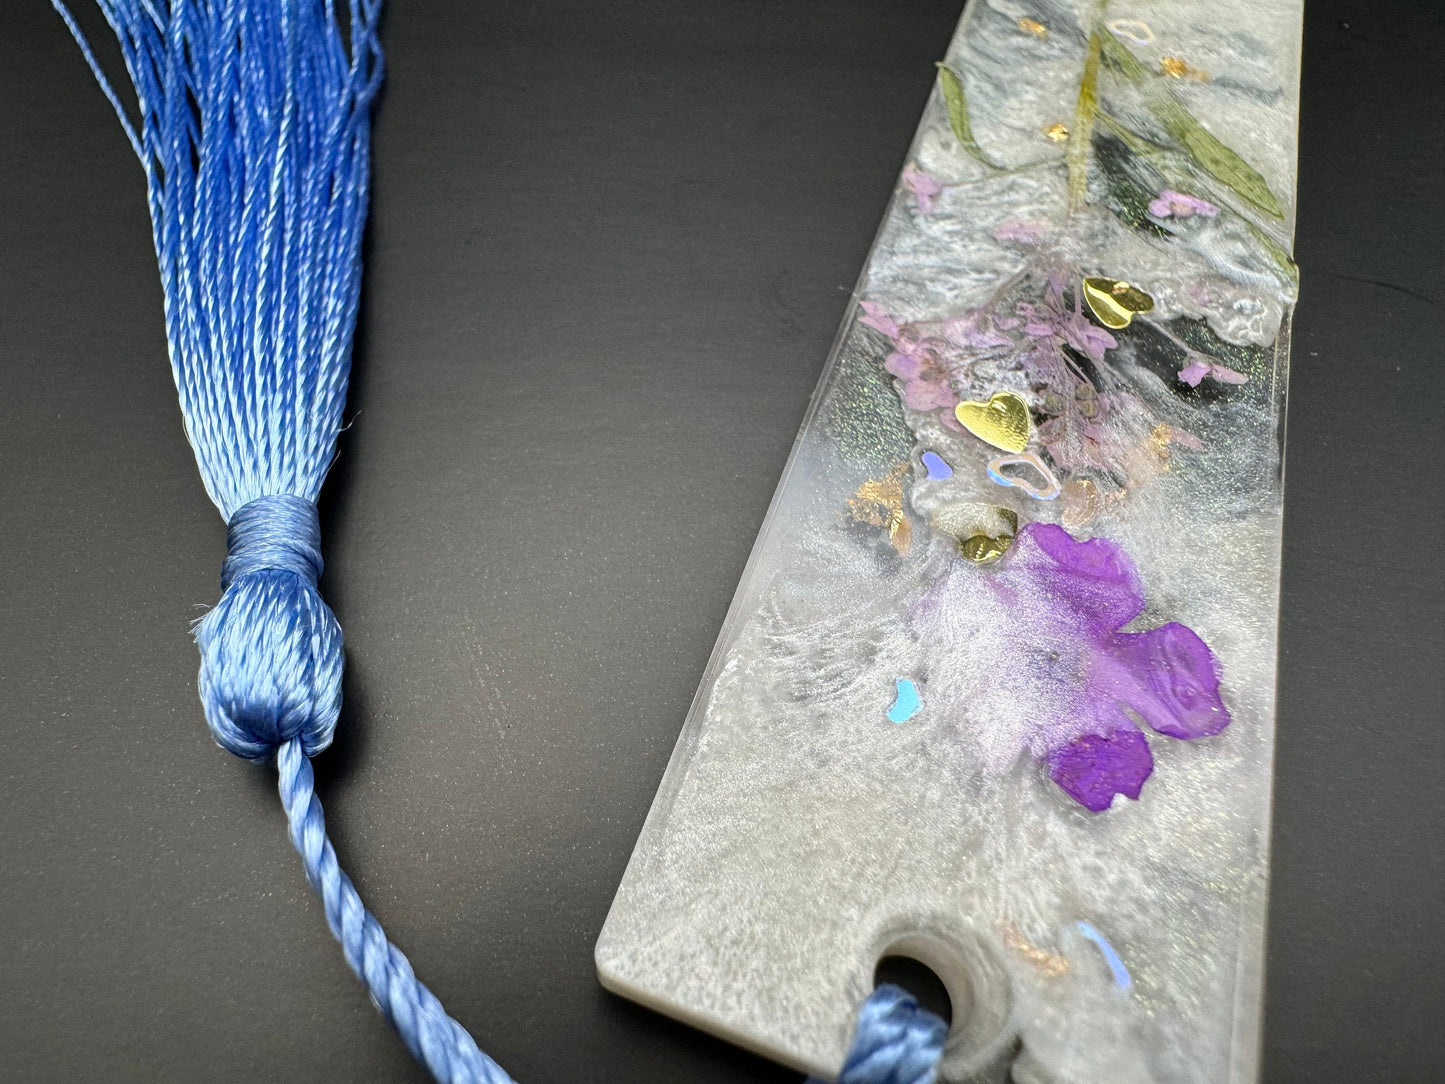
[52,3,517,1081]
[809,984,948,1084]
[280,740,515,1084]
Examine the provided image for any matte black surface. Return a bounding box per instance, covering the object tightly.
[1,2,1440,1081]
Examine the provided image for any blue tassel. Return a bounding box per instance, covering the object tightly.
[810,985,949,1084]
[52,3,516,1080]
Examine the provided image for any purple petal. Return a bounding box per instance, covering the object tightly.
[1178,360,1210,387]
[902,163,943,214]
[1108,622,1230,738]
[885,351,924,379]
[1009,523,1145,633]
[1148,196,1173,218]
[1047,728,1154,811]
[859,300,900,340]
[939,315,1012,350]
[1209,363,1249,385]
[994,221,1044,245]
[1064,316,1117,364]
[902,377,955,412]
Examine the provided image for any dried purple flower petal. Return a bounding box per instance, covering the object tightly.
[1148,189,1220,219]
[902,163,944,214]
[1107,623,1230,739]
[859,300,901,339]
[1047,727,1154,812]
[1178,360,1211,387]
[912,523,1231,811]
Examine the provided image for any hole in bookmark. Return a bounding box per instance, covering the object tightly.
[869,924,1018,1080]
[874,954,953,1027]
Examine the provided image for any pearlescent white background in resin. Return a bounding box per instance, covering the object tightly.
[599,1,1301,1080]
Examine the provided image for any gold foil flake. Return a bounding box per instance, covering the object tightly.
[1061,478,1101,529]
[1161,56,1210,81]
[1002,921,1071,978]
[886,510,913,555]
[1149,423,1174,459]
[954,391,1033,453]
[1082,277,1155,329]
[1017,17,1047,37]
[846,464,913,555]
[1045,122,1070,143]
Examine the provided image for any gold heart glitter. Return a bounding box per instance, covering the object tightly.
[1082,277,1155,329]
[931,504,1018,566]
[953,391,1032,453]
[960,533,1012,564]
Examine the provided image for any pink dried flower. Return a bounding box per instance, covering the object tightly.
[1178,357,1248,387]
[858,299,901,339]
[902,163,944,214]
[1148,189,1219,219]
[994,220,1046,245]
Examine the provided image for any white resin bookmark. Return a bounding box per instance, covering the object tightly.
[598,2,1302,1080]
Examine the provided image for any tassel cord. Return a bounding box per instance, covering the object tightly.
[279,739,516,1084]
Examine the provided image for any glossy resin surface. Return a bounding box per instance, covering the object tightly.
[599,2,1302,1080]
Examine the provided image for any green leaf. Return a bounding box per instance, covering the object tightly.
[1067,33,1104,213]
[1097,115,1298,283]
[935,63,990,164]
[1098,32,1284,218]
[1179,125,1285,218]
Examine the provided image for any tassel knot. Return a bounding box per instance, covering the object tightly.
[198,495,342,761]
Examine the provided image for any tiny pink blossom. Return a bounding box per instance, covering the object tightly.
[858,300,901,340]
[994,220,1045,245]
[902,377,957,412]
[938,312,1012,350]
[884,351,924,380]
[1177,360,1211,387]
[1148,189,1219,219]
[902,163,944,214]
[1178,358,1249,387]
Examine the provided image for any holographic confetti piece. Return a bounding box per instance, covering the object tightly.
[986,452,1062,500]
[1076,922,1132,989]
[886,678,922,724]
[920,451,953,480]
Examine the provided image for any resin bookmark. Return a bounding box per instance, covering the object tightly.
[598,2,1302,1080]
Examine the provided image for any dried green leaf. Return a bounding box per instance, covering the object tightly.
[1179,125,1284,218]
[1096,116,1298,284]
[1099,32,1284,219]
[935,63,990,164]
[1067,33,1103,213]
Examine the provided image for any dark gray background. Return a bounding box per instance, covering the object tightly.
[2,1,1441,1081]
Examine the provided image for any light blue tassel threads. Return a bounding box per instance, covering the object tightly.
[54,5,956,1081]
[52,3,516,1080]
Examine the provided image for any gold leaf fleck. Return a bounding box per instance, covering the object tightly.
[1045,121,1069,143]
[1017,17,1047,37]
[1161,56,1211,81]
[846,464,913,555]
